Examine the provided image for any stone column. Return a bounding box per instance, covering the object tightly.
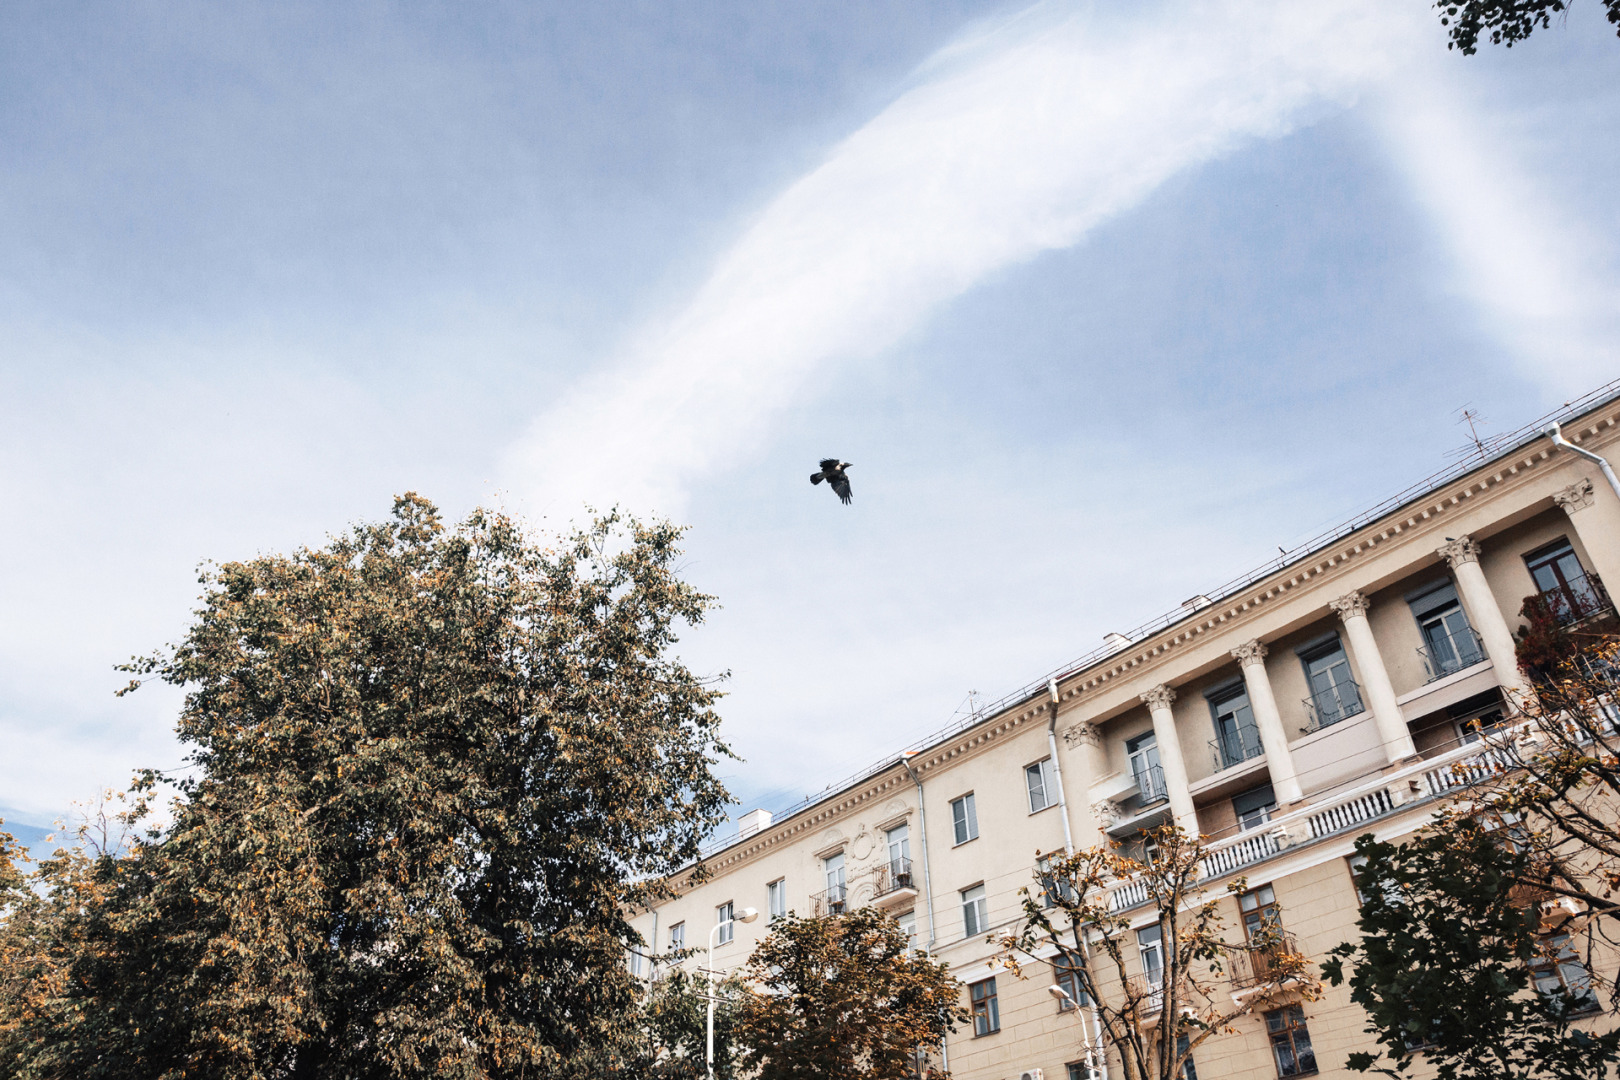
[1438,535,1530,698]
[1554,477,1620,601]
[1232,640,1302,804]
[1140,685,1198,834]
[1061,720,1107,847]
[1329,591,1416,764]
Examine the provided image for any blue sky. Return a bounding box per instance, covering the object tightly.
[2,0,1618,843]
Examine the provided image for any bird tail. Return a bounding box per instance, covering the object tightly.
[840,492,852,505]
[810,473,824,484]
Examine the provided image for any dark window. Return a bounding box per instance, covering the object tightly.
[1233,784,1277,831]
[951,794,979,845]
[969,976,1000,1036]
[1054,951,1088,1008]
[1299,637,1363,729]
[1346,855,1369,905]
[1408,582,1484,681]
[1529,933,1600,1013]
[1240,883,1281,938]
[1210,685,1263,770]
[1176,1034,1199,1080]
[1526,540,1607,622]
[1127,732,1167,803]
[1038,853,1077,908]
[1265,1005,1318,1076]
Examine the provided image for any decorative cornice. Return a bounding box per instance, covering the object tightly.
[1437,535,1482,568]
[1063,722,1101,747]
[1231,639,1268,668]
[1140,684,1177,711]
[1554,477,1597,515]
[1329,590,1371,621]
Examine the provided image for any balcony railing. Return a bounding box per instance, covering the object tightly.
[1536,571,1612,626]
[1199,827,1281,879]
[811,885,847,917]
[1231,930,1302,988]
[870,858,916,900]
[1133,763,1168,805]
[1300,678,1365,734]
[1418,626,1487,682]
[1209,724,1266,772]
[1126,973,1164,1016]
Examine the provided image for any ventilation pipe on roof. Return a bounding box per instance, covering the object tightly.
[1546,422,1620,503]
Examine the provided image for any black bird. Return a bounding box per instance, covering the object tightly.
[810,458,853,504]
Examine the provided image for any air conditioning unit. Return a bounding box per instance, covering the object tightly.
[1018,1070,1044,1080]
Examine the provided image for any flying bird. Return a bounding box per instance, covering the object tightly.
[810,459,853,504]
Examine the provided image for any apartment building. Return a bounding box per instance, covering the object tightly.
[631,383,1620,1080]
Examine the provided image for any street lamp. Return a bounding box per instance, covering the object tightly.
[1049,985,1107,1080]
[707,906,758,1080]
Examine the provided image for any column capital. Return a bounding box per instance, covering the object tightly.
[1091,799,1125,829]
[1140,684,1177,711]
[1063,722,1101,747]
[1330,590,1372,621]
[1231,639,1269,668]
[1437,535,1482,568]
[1554,477,1597,515]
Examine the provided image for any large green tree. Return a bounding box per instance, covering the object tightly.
[0,495,732,1079]
[1435,1,1620,53]
[737,908,964,1080]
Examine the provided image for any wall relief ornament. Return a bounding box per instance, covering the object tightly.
[849,825,874,861]
[1437,535,1482,568]
[1140,684,1177,711]
[1231,639,1269,668]
[1329,590,1372,621]
[1091,799,1125,829]
[1554,477,1597,514]
[1063,722,1101,747]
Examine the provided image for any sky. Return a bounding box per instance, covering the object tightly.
[2,0,1619,847]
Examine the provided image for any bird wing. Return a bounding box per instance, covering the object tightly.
[819,458,841,473]
[810,472,824,484]
[830,476,852,504]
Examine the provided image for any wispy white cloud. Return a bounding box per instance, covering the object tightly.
[505,0,1415,515]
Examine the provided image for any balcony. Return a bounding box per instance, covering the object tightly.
[1535,571,1613,626]
[868,858,918,909]
[1133,763,1169,806]
[1230,930,1303,989]
[1418,626,1487,683]
[1299,679,1365,735]
[812,885,848,917]
[1209,725,1266,773]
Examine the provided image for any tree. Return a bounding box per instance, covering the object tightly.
[0,495,733,1079]
[997,827,1321,1080]
[737,907,965,1080]
[1435,1,1620,53]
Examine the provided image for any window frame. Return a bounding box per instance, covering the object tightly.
[668,921,686,952]
[716,901,735,945]
[1126,731,1166,803]
[961,883,989,938]
[1053,951,1088,1009]
[1529,932,1601,1014]
[968,976,1000,1037]
[950,792,980,846]
[1264,1005,1318,1077]
[766,878,787,921]
[1026,757,1058,813]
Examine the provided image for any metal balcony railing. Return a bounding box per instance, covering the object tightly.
[870,857,916,899]
[1537,571,1612,626]
[1231,930,1302,988]
[1133,763,1168,805]
[1126,973,1165,1016]
[1300,678,1365,734]
[812,884,847,917]
[1209,724,1266,772]
[1418,626,1487,682]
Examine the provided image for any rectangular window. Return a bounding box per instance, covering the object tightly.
[628,948,645,977]
[1137,923,1164,1013]
[1209,685,1263,770]
[1026,757,1059,812]
[951,793,979,845]
[1233,784,1277,832]
[668,922,685,952]
[1526,539,1605,623]
[885,822,912,884]
[823,852,846,912]
[1409,581,1484,681]
[1176,1034,1199,1080]
[897,910,917,952]
[1054,951,1088,1008]
[767,878,787,920]
[1299,636,1364,729]
[968,976,1000,1036]
[1529,933,1599,1012]
[1346,854,1369,905]
[961,884,988,938]
[1127,732,1166,803]
[1037,853,1077,907]
[716,901,735,945]
[1265,1005,1318,1077]
[1240,883,1284,983]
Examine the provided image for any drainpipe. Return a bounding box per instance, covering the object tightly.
[1047,678,1076,856]
[646,909,659,993]
[901,752,937,950]
[1546,422,1620,503]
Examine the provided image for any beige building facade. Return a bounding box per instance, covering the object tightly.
[632,385,1620,1080]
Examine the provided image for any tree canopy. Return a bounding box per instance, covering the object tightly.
[1435,1,1620,53]
[0,495,733,1079]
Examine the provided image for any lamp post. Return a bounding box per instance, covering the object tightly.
[1050,985,1107,1080]
[707,906,758,1080]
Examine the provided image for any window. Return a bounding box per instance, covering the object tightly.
[628,948,645,977]
[1456,706,1509,745]
[1054,951,1088,1008]
[1529,933,1599,1013]
[961,884,988,937]
[716,901,735,945]
[1299,636,1363,729]
[1526,539,1604,623]
[823,852,846,911]
[767,878,787,920]
[1026,757,1059,812]
[1409,581,1484,681]
[1240,883,1285,983]
[1210,685,1263,770]
[885,822,911,880]
[1265,1005,1317,1076]
[1037,853,1077,907]
[1136,923,1165,1013]
[951,793,979,845]
[1233,784,1277,832]
[668,922,685,952]
[897,910,917,953]
[968,976,1000,1036]
[1175,1034,1199,1080]
[1346,854,1369,905]
[1127,732,1166,803]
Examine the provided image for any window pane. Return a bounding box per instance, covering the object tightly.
[1027,761,1049,811]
